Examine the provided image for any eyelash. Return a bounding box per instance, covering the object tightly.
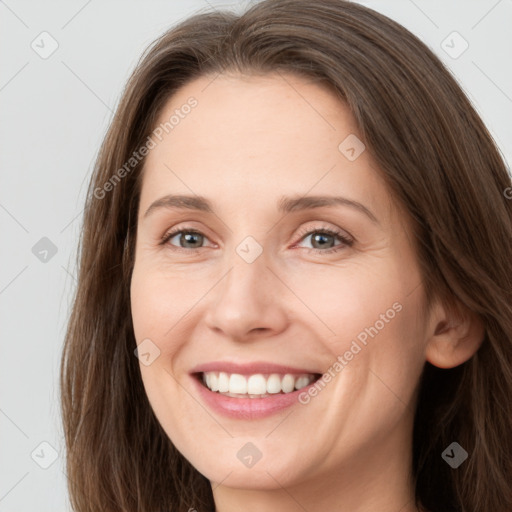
[159,224,354,255]
[297,226,354,253]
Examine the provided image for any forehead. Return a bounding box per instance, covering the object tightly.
[150,71,356,158]
[139,72,389,221]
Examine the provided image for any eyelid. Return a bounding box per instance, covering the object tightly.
[294,222,353,244]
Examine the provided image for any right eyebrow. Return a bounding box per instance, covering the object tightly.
[143,194,213,218]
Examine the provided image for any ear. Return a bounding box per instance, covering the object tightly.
[425,299,485,369]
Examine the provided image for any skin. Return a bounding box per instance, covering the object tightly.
[130,72,484,512]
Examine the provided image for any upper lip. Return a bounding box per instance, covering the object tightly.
[190,361,321,376]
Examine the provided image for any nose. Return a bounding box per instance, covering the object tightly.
[203,253,289,342]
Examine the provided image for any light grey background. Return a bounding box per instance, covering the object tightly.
[1,1,511,510]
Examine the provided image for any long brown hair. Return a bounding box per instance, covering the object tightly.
[60,1,512,510]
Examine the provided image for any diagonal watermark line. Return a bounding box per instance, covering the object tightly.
[210,470,234,491]
[406,0,439,29]
[0,62,29,92]
[61,467,82,496]
[471,0,503,29]
[0,0,29,28]
[61,61,114,113]
[0,408,29,439]
[163,163,233,233]
[0,203,29,233]
[61,265,77,283]
[472,61,512,104]
[369,368,408,407]
[0,265,28,295]
[163,367,235,438]
[265,470,310,512]
[61,0,92,29]
[0,472,29,503]
[277,70,337,130]
[265,266,336,335]
[164,267,233,337]
[60,207,84,233]
[200,70,225,93]
[264,409,295,438]
[396,497,415,512]
[265,164,336,235]
[405,280,423,299]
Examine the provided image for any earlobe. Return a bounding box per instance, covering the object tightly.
[424,301,485,369]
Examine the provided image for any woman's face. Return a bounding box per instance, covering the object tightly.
[130,73,431,493]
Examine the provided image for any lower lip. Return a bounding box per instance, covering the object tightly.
[190,374,319,420]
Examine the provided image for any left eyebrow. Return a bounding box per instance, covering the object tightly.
[277,195,379,224]
[143,193,379,225]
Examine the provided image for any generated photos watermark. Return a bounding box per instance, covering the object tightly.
[94,96,198,200]
[298,301,403,404]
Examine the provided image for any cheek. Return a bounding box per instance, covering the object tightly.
[329,286,426,418]
[290,258,426,401]
[130,261,203,345]
[288,259,416,344]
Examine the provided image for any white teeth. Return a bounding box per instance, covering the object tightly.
[266,374,282,394]
[229,373,247,394]
[248,374,267,394]
[201,371,317,397]
[218,372,229,392]
[294,376,311,390]
[282,374,295,393]
[207,372,219,392]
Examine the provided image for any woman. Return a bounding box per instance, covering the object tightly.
[60,0,512,511]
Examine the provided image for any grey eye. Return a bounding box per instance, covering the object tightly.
[305,232,337,249]
[169,231,206,249]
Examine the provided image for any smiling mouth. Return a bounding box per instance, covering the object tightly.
[194,371,323,398]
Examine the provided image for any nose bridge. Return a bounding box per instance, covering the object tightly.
[221,224,271,299]
[220,246,272,311]
[204,241,288,339]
